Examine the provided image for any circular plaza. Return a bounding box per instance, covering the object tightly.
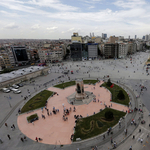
[17,80,129,145]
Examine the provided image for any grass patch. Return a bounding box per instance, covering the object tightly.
[101,82,129,106]
[27,113,38,123]
[54,80,98,89]
[54,81,75,89]
[83,80,98,84]
[73,108,126,141]
[21,90,53,113]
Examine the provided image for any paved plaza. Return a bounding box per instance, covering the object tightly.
[0,52,150,150]
[18,82,128,145]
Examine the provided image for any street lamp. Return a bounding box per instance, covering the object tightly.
[4,96,12,108]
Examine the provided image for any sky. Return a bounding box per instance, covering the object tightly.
[0,0,150,39]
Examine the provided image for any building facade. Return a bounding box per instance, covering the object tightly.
[88,43,98,59]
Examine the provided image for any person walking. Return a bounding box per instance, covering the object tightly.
[20,137,24,142]
[0,138,3,144]
[7,134,11,140]
[5,123,8,127]
[12,124,15,129]
[35,137,38,142]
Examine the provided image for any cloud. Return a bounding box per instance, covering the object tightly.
[31,24,40,30]
[46,26,58,30]
[113,0,146,9]
[4,22,19,29]
[28,0,79,12]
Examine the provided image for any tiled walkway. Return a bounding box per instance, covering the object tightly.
[17,81,128,145]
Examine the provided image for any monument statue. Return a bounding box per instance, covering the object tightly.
[75,79,86,100]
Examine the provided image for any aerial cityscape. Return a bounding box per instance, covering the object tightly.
[0,0,150,150]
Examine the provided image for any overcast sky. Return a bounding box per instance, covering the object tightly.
[0,0,150,39]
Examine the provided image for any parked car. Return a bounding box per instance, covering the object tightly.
[2,88,11,93]
[12,84,19,89]
[11,88,21,94]
[16,83,23,87]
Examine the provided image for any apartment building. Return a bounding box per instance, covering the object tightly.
[104,43,118,59]
[88,43,98,59]
[108,36,119,44]
[118,43,128,58]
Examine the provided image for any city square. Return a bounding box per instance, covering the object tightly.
[0,52,150,150]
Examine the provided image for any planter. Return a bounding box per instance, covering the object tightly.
[27,113,39,123]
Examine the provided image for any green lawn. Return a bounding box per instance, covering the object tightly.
[73,108,126,141]
[21,90,53,113]
[54,80,98,89]
[101,82,129,106]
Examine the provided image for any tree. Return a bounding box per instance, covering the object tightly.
[117,90,125,100]
[105,111,114,120]
[107,79,112,87]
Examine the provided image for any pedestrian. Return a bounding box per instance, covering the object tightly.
[20,137,24,142]
[5,123,8,127]
[139,129,141,132]
[103,134,105,140]
[7,134,11,140]
[138,137,141,142]
[35,137,38,142]
[111,137,113,144]
[24,136,27,141]
[0,138,3,144]
[133,135,135,139]
[147,134,149,138]
[141,138,143,143]
[129,146,132,150]
[12,124,15,129]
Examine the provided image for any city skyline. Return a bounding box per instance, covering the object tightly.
[0,0,150,39]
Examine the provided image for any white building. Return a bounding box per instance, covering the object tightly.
[88,43,98,59]
[118,43,128,59]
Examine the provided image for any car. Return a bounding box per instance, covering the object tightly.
[16,83,24,87]
[12,84,19,89]
[11,88,21,94]
[9,87,15,91]
[2,88,11,93]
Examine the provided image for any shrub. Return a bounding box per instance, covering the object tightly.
[117,90,125,100]
[105,111,114,120]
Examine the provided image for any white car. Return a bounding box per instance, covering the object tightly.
[2,88,11,93]
[12,84,19,89]
[12,88,21,94]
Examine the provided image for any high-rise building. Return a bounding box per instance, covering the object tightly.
[102,33,107,39]
[135,35,137,39]
[88,43,98,59]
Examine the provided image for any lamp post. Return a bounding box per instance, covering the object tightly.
[4,96,12,108]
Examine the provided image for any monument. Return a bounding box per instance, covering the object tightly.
[67,79,95,105]
[75,79,86,100]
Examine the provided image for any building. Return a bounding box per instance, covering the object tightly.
[88,43,98,59]
[118,43,128,58]
[0,50,11,68]
[70,42,82,61]
[71,33,82,43]
[102,33,107,39]
[11,46,29,66]
[108,36,119,44]
[104,43,118,59]
[94,37,102,43]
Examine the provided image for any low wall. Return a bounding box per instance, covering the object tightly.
[0,67,49,89]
